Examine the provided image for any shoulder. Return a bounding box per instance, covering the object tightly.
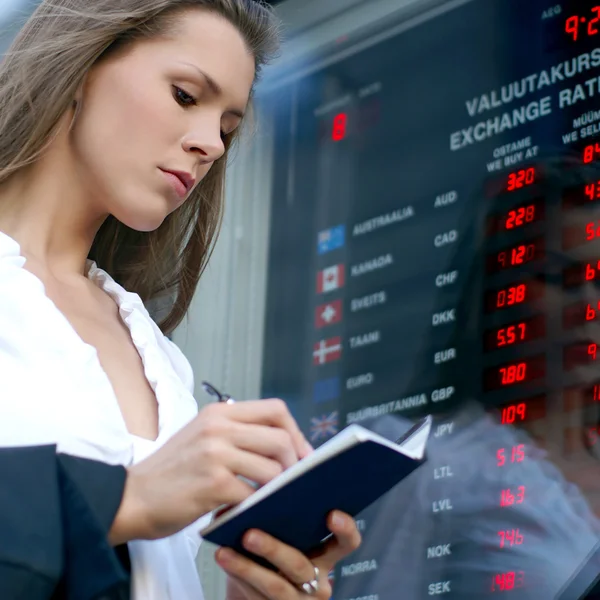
[0,232,46,354]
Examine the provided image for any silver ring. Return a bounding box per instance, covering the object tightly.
[299,565,320,596]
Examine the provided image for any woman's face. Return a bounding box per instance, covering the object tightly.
[71,9,255,231]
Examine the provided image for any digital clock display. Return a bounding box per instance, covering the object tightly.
[483,355,546,392]
[484,281,544,313]
[563,182,600,209]
[487,199,545,236]
[490,571,525,592]
[507,167,536,192]
[565,7,600,42]
[564,382,600,410]
[583,142,600,164]
[486,238,545,274]
[563,300,600,328]
[483,315,546,352]
[485,167,540,198]
[563,341,600,370]
[491,396,548,424]
[563,260,600,287]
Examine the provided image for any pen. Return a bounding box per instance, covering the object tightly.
[201,381,236,404]
[394,415,432,445]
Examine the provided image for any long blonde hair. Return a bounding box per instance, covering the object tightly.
[0,0,280,334]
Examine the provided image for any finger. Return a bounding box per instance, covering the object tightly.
[228,399,312,460]
[240,529,316,587]
[225,447,285,487]
[212,470,258,508]
[216,546,326,600]
[230,422,299,469]
[311,511,362,567]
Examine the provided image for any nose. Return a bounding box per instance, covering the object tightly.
[182,123,225,164]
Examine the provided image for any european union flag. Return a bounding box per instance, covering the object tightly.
[317,225,345,255]
[313,377,340,404]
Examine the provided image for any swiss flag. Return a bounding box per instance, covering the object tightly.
[313,337,342,365]
[317,264,345,294]
[315,300,342,328]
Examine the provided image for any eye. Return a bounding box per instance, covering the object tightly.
[173,86,196,107]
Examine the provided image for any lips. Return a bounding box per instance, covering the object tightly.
[160,169,195,193]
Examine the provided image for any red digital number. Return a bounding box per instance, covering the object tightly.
[496,444,525,467]
[332,113,347,142]
[587,426,600,448]
[585,182,600,200]
[497,529,524,549]
[590,343,598,361]
[507,168,535,192]
[499,362,527,386]
[512,243,535,265]
[566,15,580,41]
[505,204,536,230]
[497,244,536,269]
[567,8,600,41]
[496,284,527,308]
[500,485,525,507]
[591,7,600,37]
[497,323,527,347]
[586,301,600,321]
[586,222,600,240]
[491,571,525,592]
[584,260,600,282]
[584,143,600,164]
[500,403,527,425]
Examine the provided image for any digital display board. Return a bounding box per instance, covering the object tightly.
[260,0,600,597]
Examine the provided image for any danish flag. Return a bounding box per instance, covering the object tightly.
[313,337,342,365]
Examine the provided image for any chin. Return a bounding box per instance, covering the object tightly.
[112,196,172,232]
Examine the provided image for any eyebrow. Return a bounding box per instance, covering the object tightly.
[178,61,246,119]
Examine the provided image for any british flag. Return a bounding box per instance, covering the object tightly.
[309,411,339,443]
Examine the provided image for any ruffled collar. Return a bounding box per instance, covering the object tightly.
[0,230,197,454]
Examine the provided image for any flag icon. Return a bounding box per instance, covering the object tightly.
[313,377,340,404]
[315,299,343,328]
[317,264,345,294]
[318,225,345,255]
[309,411,339,443]
[313,337,342,365]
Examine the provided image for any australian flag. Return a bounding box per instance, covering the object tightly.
[309,411,339,443]
[317,225,345,255]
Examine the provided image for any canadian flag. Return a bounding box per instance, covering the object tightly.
[315,299,342,328]
[317,264,345,294]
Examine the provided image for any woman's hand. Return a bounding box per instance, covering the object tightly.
[109,399,312,544]
[219,510,362,600]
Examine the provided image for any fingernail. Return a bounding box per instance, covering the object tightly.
[217,548,234,563]
[332,512,346,528]
[305,440,314,454]
[245,531,261,550]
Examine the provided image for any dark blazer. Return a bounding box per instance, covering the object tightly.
[0,445,131,600]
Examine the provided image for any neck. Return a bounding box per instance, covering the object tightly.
[0,123,108,280]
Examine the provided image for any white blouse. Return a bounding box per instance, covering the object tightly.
[0,230,210,599]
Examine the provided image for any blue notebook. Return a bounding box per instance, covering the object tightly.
[199,416,432,568]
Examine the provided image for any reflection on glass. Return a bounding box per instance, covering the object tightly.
[259,0,600,597]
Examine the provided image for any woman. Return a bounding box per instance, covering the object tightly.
[0,0,362,599]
